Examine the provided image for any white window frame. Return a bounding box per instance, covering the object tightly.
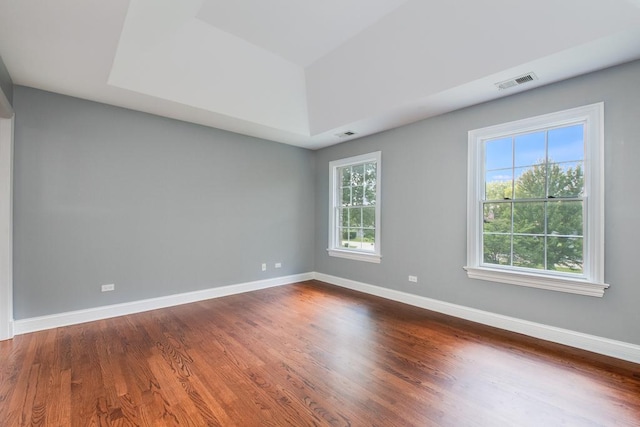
[0,114,14,340]
[465,103,608,297]
[328,151,381,263]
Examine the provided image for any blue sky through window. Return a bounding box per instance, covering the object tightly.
[485,124,584,181]
[549,125,584,163]
[515,131,545,167]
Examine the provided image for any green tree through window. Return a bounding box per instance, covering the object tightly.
[328,151,381,263]
[467,103,607,296]
[482,125,585,274]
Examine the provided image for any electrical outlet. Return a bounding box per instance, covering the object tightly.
[275,262,282,269]
[261,263,267,271]
[101,283,115,292]
[408,275,418,283]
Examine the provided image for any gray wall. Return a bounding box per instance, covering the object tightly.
[12,61,640,346]
[0,55,13,106]
[315,60,640,346]
[13,87,315,319]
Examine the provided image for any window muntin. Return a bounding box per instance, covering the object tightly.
[328,152,381,263]
[466,103,608,297]
[337,161,377,251]
[482,124,585,275]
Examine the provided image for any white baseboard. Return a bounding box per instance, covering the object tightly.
[313,272,640,364]
[14,273,314,335]
[0,319,14,341]
[13,271,640,364]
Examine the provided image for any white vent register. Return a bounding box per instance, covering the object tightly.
[495,72,538,90]
[335,131,357,138]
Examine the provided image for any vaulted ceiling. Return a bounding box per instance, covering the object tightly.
[1,0,640,149]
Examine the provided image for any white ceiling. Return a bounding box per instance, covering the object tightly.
[1,0,640,149]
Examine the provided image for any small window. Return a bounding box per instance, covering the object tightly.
[466,104,608,296]
[328,151,381,263]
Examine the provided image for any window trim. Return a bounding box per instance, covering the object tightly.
[327,151,381,263]
[0,115,14,340]
[465,103,609,297]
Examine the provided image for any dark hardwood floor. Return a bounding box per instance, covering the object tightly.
[1,280,639,426]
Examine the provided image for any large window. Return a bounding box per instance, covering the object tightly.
[328,151,381,263]
[466,104,608,296]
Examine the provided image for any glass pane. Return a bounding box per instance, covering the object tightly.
[485,137,513,170]
[351,164,364,186]
[548,124,584,163]
[362,207,375,228]
[483,203,512,233]
[547,201,583,236]
[513,202,544,235]
[350,234,365,250]
[485,170,513,200]
[548,162,583,198]
[364,184,376,205]
[514,131,546,167]
[483,234,511,265]
[363,229,375,251]
[513,236,544,269]
[338,208,348,227]
[547,236,583,273]
[514,165,546,199]
[339,228,349,247]
[340,166,351,187]
[341,187,351,206]
[352,185,364,206]
[365,162,377,186]
[348,208,362,227]
[341,229,358,248]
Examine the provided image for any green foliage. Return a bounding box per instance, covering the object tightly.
[485,180,512,200]
[339,162,377,207]
[483,162,584,273]
[342,231,357,240]
[338,161,377,250]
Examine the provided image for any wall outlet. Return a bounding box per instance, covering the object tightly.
[261,263,267,271]
[101,283,115,292]
[275,262,282,269]
[408,275,418,283]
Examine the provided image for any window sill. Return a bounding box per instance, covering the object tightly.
[464,266,609,297]
[327,249,381,264]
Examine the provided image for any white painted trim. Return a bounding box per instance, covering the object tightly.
[313,272,640,364]
[0,116,13,341]
[13,270,639,364]
[326,249,381,263]
[464,266,608,297]
[14,273,314,335]
[328,151,381,262]
[466,103,607,296]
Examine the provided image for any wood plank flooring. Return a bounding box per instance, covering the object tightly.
[1,280,639,426]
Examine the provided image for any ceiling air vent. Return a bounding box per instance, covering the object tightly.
[495,72,538,90]
[335,131,357,138]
